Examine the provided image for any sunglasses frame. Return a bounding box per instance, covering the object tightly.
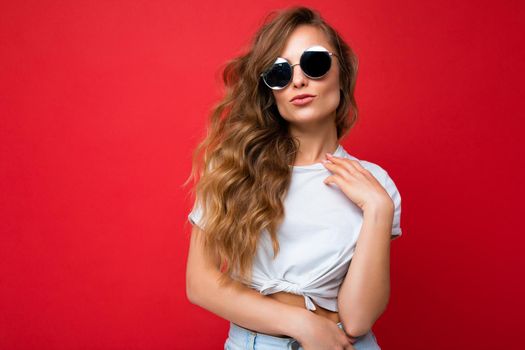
[260,45,339,90]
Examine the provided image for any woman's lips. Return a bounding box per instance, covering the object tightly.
[290,96,315,106]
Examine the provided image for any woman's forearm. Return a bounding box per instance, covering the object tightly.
[337,207,393,337]
[187,266,310,340]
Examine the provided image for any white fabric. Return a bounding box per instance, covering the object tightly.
[188,144,402,312]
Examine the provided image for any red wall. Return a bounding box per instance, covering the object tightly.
[1,0,524,349]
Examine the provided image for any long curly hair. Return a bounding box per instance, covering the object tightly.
[183,6,359,287]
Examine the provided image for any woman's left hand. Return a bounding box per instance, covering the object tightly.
[322,153,393,213]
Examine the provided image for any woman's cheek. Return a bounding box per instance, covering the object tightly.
[274,96,291,119]
[322,89,341,114]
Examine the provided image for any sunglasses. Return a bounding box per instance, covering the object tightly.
[260,45,338,90]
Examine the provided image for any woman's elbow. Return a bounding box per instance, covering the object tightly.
[186,279,199,305]
[341,316,373,339]
[186,268,210,305]
[345,324,371,339]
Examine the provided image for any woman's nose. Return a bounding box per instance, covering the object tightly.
[291,64,308,88]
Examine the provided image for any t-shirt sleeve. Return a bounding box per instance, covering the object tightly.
[383,172,402,240]
[188,199,205,230]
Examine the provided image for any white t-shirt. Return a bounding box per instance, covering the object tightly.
[188,144,402,312]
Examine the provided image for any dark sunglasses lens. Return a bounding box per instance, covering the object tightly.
[263,62,292,88]
[301,51,331,78]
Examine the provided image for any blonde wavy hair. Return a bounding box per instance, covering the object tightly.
[183,6,359,287]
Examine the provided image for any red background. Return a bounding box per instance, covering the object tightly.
[1,0,524,349]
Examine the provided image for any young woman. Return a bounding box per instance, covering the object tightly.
[185,6,402,350]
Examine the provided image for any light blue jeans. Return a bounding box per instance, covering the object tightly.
[224,321,381,350]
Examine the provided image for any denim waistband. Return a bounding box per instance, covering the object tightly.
[226,321,380,350]
[227,321,346,348]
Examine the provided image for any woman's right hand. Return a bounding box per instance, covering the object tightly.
[293,311,355,350]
